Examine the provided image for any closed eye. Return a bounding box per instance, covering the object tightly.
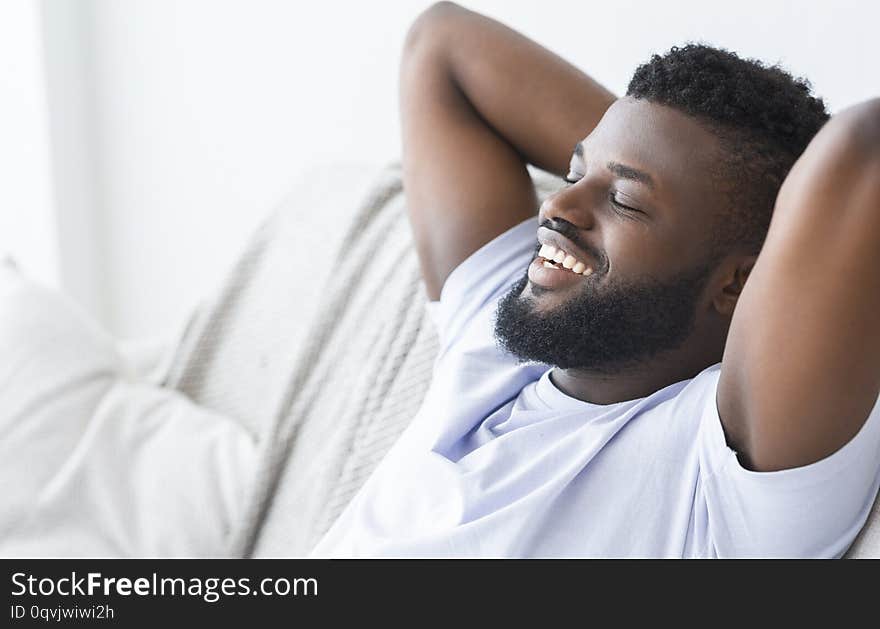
[609,193,642,215]
[563,175,645,217]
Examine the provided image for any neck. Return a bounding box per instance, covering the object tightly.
[550,345,722,405]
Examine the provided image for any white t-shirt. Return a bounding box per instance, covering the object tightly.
[311,217,880,558]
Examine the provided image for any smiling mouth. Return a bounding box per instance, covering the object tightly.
[537,244,594,276]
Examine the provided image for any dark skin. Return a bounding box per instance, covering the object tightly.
[534,97,748,405]
[401,2,880,472]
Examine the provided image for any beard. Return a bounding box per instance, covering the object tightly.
[493,258,715,373]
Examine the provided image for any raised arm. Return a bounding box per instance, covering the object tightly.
[400,2,615,298]
[718,99,880,472]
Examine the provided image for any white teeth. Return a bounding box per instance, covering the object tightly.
[537,242,594,276]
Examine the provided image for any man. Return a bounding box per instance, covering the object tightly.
[311,2,880,557]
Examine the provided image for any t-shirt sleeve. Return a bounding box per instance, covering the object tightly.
[697,367,880,558]
[424,217,538,354]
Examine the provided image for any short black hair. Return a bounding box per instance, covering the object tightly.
[626,43,830,254]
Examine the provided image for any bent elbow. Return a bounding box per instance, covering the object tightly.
[827,98,880,160]
[403,2,462,57]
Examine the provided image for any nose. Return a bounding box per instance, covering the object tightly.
[539,182,597,231]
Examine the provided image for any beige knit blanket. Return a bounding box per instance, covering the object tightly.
[161,162,440,556]
[159,161,880,558]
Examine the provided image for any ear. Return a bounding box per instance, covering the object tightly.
[712,255,757,317]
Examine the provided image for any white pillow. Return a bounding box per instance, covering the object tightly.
[0,262,257,557]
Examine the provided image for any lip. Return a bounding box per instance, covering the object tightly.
[528,256,596,290]
[536,226,600,272]
[527,256,588,290]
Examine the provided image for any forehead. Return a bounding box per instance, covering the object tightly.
[579,97,723,205]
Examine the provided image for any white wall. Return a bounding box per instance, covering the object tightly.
[32,0,880,338]
[0,0,57,286]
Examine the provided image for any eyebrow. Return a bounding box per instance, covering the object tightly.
[571,142,656,189]
[607,161,655,189]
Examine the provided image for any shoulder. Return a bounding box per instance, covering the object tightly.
[429,215,538,352]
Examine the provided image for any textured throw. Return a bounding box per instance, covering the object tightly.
[161,161,443,556]
[159,161,880,558]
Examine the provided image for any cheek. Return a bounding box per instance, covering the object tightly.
[603,221,692,278]
[602,225,660,275]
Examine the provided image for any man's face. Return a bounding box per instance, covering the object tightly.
[495,97,729,372]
